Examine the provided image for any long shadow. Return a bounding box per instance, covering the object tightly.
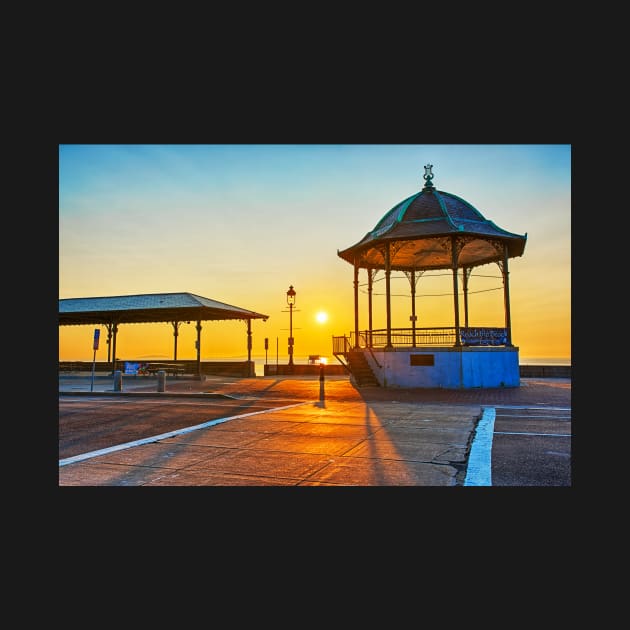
[360,401,395,485]
[354,384,459,486]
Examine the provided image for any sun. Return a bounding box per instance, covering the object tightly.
[315,311,328,324]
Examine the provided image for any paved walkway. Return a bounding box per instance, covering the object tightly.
[59,373,571,486]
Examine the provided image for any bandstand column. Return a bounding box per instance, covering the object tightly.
[385,242,393,349]
[353,260,360,349]
[462,267,471,328]
[502,246,513,346]
[410,270,417,347]
[368,268,374,348]
[451,236,461,346]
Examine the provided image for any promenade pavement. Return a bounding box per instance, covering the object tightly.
[58,372,571,487]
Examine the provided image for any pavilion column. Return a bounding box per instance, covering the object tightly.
[247,319,254,376]
[385,242,393,349]
[106,323,113,362]
[501,246,513,346]
[195,321,202,378]
[367,268,374,348]
[353,260,360,349]
[451,237,461,346]
[111,323,119,372]
[171,321,181,360]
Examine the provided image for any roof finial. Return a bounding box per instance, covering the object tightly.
[423,163,435,190]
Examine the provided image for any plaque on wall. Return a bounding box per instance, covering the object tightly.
[410,354,434,366]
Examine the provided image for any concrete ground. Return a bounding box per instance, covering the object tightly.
[59,373,571,487]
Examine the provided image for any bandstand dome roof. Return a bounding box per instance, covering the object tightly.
[337,165,527,271]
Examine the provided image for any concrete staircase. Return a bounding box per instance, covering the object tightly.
[347,350,380,387]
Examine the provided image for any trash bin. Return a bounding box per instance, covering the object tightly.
[113,370,123,391]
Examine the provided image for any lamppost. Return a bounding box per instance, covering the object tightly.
[286,284,296,371]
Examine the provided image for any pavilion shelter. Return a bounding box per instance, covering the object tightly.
[59,292,269,377]
[334,165,527,388]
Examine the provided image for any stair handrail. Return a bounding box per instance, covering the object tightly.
[365,345,382,369]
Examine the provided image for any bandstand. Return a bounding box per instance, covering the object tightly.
[333,165,527,389]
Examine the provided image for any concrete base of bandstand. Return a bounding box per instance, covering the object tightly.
[364,346,520,389]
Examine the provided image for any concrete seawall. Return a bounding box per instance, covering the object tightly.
[59,363,571,380]
[519,365,571,378]
[264,364,572,379]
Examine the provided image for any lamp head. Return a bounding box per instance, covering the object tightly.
[286,284,296,305]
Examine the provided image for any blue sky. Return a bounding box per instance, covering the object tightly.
[59,144,571,361]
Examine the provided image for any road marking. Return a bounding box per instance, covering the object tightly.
[464,407,495,486]
[59,401,310,467]
[59,398,289,408]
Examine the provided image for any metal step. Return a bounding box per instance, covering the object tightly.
[347,350,380,387]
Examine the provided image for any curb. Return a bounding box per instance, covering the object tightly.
[59,391,237,399]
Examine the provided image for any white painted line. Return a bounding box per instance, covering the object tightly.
[464,407,495,487]
[59,401,310,467]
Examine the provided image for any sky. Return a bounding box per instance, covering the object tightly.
[59,144,571,364]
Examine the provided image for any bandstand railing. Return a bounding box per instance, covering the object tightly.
[333,327,509,358]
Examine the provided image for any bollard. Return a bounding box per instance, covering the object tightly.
[318,363,325,405]
[157,369,166,392]
[113,370,123,391]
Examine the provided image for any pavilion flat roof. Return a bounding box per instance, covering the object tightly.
[59,292,269,326]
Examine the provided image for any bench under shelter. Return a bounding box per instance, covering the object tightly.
[59,292,269,378]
